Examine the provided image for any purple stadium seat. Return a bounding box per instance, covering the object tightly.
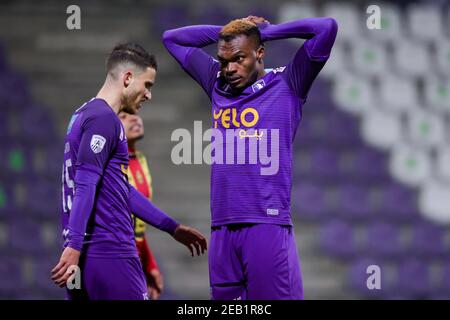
[152,4,191,33]
[0,256,25,298]
[325,111,361,147]
[350,147,390,182]
[0,183,16,219]
[365,222,403,258]
[410,223,447,258]
[25,178,60,218]
[319,220,358,258]
[396,260,432,298]
[347,257,395,299]
[196,5,232,25]
[21,106,56,145]
[309,147,341,181]
[335,183,374,221]
[34,257,65,299]
[0,143,34,180]
[377,183,419,222]
[294,181,329,221]
[8,219,46,255]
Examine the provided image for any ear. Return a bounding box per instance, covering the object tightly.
[123,71,133,88]
[256,45,265,63]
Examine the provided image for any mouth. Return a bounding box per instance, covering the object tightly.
[227,76,242,86]
[130,124,142,132]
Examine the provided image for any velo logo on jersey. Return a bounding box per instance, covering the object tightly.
[90,135,106,153]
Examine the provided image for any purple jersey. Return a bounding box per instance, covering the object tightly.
[61,98,137,258]
[163,18,338,227]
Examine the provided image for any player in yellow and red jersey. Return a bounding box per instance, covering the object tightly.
[119,110,163,300]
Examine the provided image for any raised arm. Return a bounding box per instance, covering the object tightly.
[162,26,222,98]
[261,18,338,101]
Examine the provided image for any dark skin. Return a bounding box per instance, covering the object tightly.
[217,16,270,92]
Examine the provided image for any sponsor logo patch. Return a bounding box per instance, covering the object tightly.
[90,134,106,153]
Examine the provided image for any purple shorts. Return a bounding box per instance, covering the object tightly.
[66,256,148,300]
[209,223,303,300]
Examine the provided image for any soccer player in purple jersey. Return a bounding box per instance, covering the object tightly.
[51,43,207,300]
[163,16,337,299]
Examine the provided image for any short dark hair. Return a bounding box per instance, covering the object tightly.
[106,43,157,74]
[219,19,262,47]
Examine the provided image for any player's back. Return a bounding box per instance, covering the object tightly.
[61,98,137,258]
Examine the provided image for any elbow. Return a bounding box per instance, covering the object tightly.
[324,17,338,37]
[162,30,174,47]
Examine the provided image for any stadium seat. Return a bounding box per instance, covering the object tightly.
[389,144,431,187]
[8,219,46,255]
[394,39,430,78]
[360,108,403,150]
[365,222,403,258]
[319,220,358,259]
[322,3,360,43]
[33,257,65,299]
[434,40,450,78]
[364,4,402,43]
[333,74,375,115]
[376,182,419,222]
[405,110,445,148]
[424,77,450,113]
[378,74,419,113]
[309,147,341,181]
[347,257,396,299]
[0,183,16,219]
[335,183,374,221]
[25,177,59,219]
[408,4,444,43]
[410,222,447,258]
[324,111,361,147]
[0,256,25,299]
[350,147,390,182]
[396,259,432,298]
[419,180,450,225]
[436,148,450,182]
[321,42,346,79]
[351,40,388,77]
[278,2,317,24]
[294,181,329,221]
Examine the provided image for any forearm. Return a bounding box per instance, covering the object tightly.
[67,169,100,252]
[262,18,338,59]
[162,25,221,68]
[129,186,179,235]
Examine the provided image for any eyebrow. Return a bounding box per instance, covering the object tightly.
[217,51,246,61]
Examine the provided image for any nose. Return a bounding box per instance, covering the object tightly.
[225,62,237,75]
[144,90,151,101]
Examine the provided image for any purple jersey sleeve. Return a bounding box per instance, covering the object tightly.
[67,110,119,251]
[129,186,179,235]
[163,26,222,99]
[261,18,338,101]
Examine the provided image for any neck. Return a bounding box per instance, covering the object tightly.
[128,140,136,150]
[96,80,122,114]
[256,65,266,80]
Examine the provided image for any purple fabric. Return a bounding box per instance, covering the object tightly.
[129,185,179,235]
[66,257,148,300]
[209,224,303,300]
[164,18,337,227]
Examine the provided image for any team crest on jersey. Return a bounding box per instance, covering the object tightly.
[252,79,266,92]
[90,134,106,153]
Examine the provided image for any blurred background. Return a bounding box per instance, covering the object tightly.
[0,0,449,299]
